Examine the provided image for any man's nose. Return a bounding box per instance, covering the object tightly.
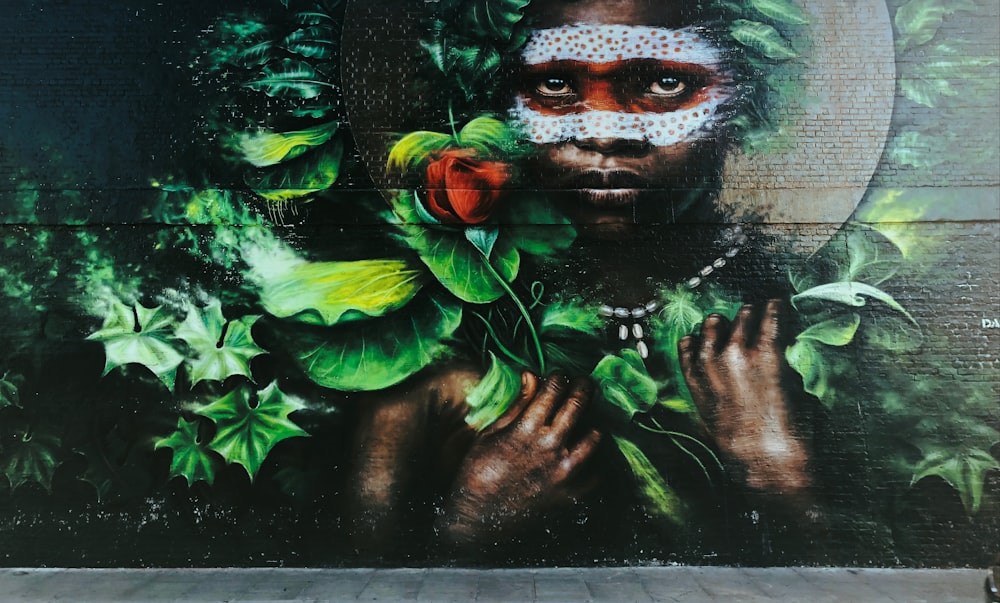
[573,136,650,156]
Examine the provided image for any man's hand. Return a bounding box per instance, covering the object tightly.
[679,299,811,495]
[438,372,602,544]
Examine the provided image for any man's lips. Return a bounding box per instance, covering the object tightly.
[562,170,648,208]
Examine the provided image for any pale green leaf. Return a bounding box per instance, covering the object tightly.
[194,382,309,480]
[730,19,798,60]
[795,313,861,346]
[248,139,344,202]
[175,301,266,386]
[258,259,426,326]
[911,447,1000,514]
[235,121,339,168]
[387,131,454,175]
[465,226,499,258]
[281,293,463,391]
[87,300,184,390]
[154,418,219,486]
[465,353,521,430]
[791,282,915,324]
[750,0,809,25]
[785,338,832,404]
[614,436,686,525]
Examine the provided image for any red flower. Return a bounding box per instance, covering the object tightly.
[424,150,510,224]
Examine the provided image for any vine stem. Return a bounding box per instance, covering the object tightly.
[448,101,460,142]
[480,253,546,375]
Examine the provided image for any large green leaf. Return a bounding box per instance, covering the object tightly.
[194,382,309,480]
[283,26,336,59]
[591,350,658,420]
[259,259,427,326]
[248,139,344,202]
[894,0,976,51]
[400,225,520,304]
[791,282,915,324]
[730,19,798,60]
[387,131,453,175]
[501,194,577,257]
[911,446,1000,514]
[456,116,517,153]
[154,418,220,486]
[1,431,61,492]
[750,0,808,25]
[87,301,184,390]
[614,436,686,525]
[281,293,463,391]
[245,59,333,99]
[462,0,531,41]
[236,121,339,168]
[174,300,266,386]
[465,353,521,430]
[785,337,851,407]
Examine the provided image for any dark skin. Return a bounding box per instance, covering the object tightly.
[347,0,811,555]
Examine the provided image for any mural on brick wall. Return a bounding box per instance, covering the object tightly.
[0,0,997,566]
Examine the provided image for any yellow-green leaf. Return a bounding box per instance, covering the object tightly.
[259,259,427,326]
[236,121,339,168]
[614,436,686,525]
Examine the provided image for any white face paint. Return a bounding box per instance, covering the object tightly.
[511,25,735,147]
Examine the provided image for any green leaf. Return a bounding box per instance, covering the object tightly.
[0,373,22,409]
[785,338,852,407]
[750,0,808,25]
[614,436,686,525]
[911,447,1000,514]
[387,131,454,175]
[235,121,339,168]
[796,313,861,346]
[87,300,184,390]
[501,194,577,257]
[281,293,463,391]
[259,259,427,326]
[894,0,949,51]
[154,418,220,486]
[791,282,915,324]
[462,0,531,41]
[283,26,336,59]
[175,301,266,386]
[465,353,521,430]
[245,59,333,99]
[1,431,61,492]
[248,139,344,202]
[194,382,309,481]
[400,225,520,304]
[457,116,517,153]
[730,19,798,60]
[465,226,499,258]
[591,350,658,420]
[540,301,603,339]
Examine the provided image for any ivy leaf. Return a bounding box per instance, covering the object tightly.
[465,353,521,430]
[786,314,860,405]
[154,418,220,486]
[614,436,686,525]
[0,373,23,409]
[591,350,658,420]
[911,447,1000,514]
[750,0,808,25]
[1,430,61,492]
[245,59,333,99]
[258,259,427,326]
[235,121,339,168]
[248,139,344,203]
[730,19,798,60]
[175,301,266,387]
[841,226,904,286]
[399,225,520,304]
[280,293,463,391]
[194,382,309,481]
[87,300,184,391]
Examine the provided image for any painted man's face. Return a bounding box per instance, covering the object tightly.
[512,0,734,227]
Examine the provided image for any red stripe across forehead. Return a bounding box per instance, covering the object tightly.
[520,59,722,115]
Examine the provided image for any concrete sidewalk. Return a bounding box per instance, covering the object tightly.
[0,567,989,603]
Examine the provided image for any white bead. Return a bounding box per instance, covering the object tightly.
[598,304,615,317]
[725,247,740,258]
[713,257,726,269]
[613,307,630,318]
[645,301,659,313]
[631,307,646,318]
[632,323,644,339]
[686,277,702,288]
[699,265,714,277]
[636,340,649,359]
[619,324,629,340]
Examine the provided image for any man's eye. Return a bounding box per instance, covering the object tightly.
[649,76,687,97]
[536,77,574,96]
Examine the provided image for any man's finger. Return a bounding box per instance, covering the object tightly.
[729,304,754,347]
[700,314,729,355]
[560,428,602,477]
[679,335,712,418]
[519,372,569,431]
[550,377,592,438]
[757,298,784,348]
